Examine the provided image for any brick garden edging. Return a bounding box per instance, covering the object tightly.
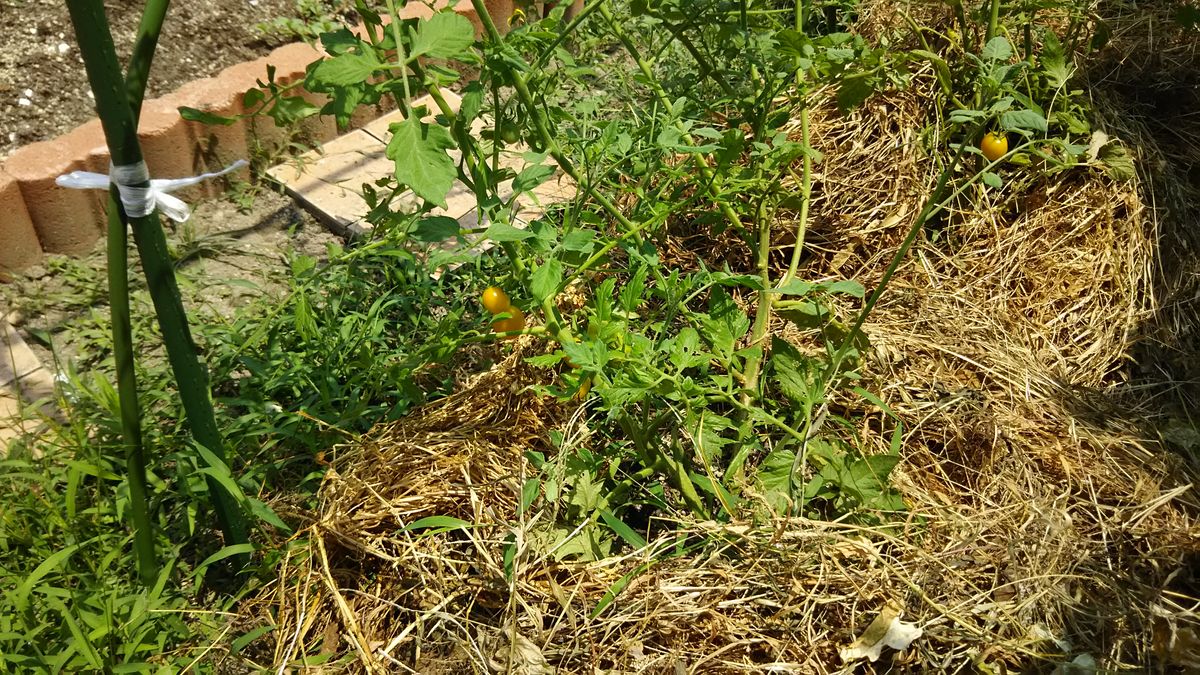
[0,40,325,273]
[0,0,582,275]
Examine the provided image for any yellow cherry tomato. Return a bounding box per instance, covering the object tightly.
[981,132,1008,162]
[575,376,592,400]
[493,307,526,336]
[481,287,511,315]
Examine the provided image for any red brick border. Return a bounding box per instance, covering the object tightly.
[0,0,583,274]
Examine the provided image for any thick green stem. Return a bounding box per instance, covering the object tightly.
[737,0,814,403]
[66,0,249,567]
[738,195,775,404]
[107,203,154,586]
[778,0,813,291]
[103,0,171,588]
[384,0,413,112]
[985,0,1001,45]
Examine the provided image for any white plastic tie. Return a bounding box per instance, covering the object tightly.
[56,159,248,223]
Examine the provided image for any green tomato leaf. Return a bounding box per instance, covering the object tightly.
[771,337,814,405]
[459,81,485,125]
[269,96,321,125]
[1099,142,1136,180]
[688,412,733,462]
[981,171,1003,188]
[483,220,534,242]
[411,11,476,58]
[818,279,865,297]
[531,259,563,303]
[844,455,901,499]
[518,478,540,515]
[319,28,362,55]
[413,216,460,242]
[386,116,457,207]
[308,52,382,87]
[561,229,597,254]
[178,106,237,126]
[619,266,648,313]
[1000,109,1048,133]
[755,448,798,514]
[1039,30,1072,88]
[837,74,876,112]
[513,163,556,194]
[981,36,1012,61]
[950,108,987,125]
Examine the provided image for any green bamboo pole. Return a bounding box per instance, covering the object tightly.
[105,0,172,587]
[66,0,250,567]
[106,190,155,587]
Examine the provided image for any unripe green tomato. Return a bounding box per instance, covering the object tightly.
[499,124,521,144]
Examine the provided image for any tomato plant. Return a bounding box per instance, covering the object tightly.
[254,0,1113,559]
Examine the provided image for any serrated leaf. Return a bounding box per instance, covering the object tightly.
[1054,110,1090,135]
[269,96,321,125]
[1099,142,1136,180]
[319,28,361,55]
[309,52,382,86]
[386,117,457,207]
[241,88,265,108]
[981,36,1012,61]
[837,75,876,112]
[484,220,534,242]
[531,259,563,303]
[756,448,798,514]
[524,353,564,368]
[459,82,484,124]
[619,266,647,313]
[776,279,815,296]
[771,337,813,405]
[981,171,1002,188]
[411,11,476,58]
[844,455,901,498]
[689,412,733,462]
[1001,109,1048,133]
[1040,30,1071,88]
[513,163,556,194]
[413,216,460,242]
[819,279,865,297]
[561,229,596,254]
[702,287,750,358]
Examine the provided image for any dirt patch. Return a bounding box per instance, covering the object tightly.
[0,187,339,371]
[0,0,346,160]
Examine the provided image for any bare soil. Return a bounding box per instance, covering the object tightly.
[0,0,339,159]
[0,188,340,370]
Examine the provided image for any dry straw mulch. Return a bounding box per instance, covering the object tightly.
[232,3,1200,672]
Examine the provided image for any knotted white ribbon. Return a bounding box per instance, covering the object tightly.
[56,159,248,223]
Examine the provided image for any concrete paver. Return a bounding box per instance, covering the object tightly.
[1,321,42,388]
